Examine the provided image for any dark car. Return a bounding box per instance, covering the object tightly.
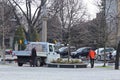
[71,47,91,58]
[57,47,76,57]
[5,49,12,55]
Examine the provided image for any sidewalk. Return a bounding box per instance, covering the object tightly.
[0,62,120,80]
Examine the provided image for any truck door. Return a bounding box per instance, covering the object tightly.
[47,44,60,63]
[49,44,54,55]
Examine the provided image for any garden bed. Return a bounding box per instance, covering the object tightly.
[47,58,87,68]
[47,63,87,68]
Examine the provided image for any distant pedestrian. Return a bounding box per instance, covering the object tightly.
[30,47,37,67]
[88,49,96,68]
[109,52,113,60]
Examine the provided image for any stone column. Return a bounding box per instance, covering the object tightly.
[41,17,47,42]
[41,1,47,42]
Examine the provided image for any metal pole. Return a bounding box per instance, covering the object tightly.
[102,0,106,67]
[115,41,120,70]
[1,0,5,64]
[114,0,119,70]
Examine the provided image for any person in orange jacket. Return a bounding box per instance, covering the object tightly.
[88,49,96,68]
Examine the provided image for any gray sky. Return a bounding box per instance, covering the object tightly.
[21,0,99,20]
[83,0,99,19]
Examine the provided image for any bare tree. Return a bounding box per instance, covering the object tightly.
[49,0,87,61]
[70,21,90,48]
[7,0,47,41]
[92,0,118,66]
[0,0,17,48]
[47,16,62,43]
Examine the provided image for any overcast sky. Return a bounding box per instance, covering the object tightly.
[83,0,99,19]
[21,0,99,20]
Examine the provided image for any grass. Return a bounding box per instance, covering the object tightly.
[96,65,113,68]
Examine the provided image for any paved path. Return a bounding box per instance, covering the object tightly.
[0,62,120,80]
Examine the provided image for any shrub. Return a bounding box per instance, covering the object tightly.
[51,58,83,64]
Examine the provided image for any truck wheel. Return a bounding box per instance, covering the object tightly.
[18,63,23,66]
[36,59,41,67]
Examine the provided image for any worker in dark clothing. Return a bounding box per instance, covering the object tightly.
[31,47,37,67]
[88,49,96,68]
[109,52,113,60]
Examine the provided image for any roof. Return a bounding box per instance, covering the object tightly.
[28,42,54,45]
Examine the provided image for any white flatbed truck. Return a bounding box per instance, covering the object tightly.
[12,42,60,66]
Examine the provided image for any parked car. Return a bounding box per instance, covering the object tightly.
[71,47,91,58]
[5,49,12,55]
[95,47,115,60]
[111,50,116,59]
[56,46,76,57]
[0,49,17,62]
[112,50,116,56]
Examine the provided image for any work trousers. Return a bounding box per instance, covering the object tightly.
[30,57,36,67]
[90,58,95,68]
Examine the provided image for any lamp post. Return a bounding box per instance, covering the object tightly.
[1,0,5,64]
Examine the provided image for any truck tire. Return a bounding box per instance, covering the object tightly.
[18,63,23,66]
[36,59,41,67]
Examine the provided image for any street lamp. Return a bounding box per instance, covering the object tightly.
[0,0,5,64]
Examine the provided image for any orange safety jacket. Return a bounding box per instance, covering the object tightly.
[89,50,96,59]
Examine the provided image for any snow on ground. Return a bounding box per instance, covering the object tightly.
[0,63,120,80]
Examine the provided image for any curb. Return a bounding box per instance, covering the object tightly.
[47,63,87,68]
